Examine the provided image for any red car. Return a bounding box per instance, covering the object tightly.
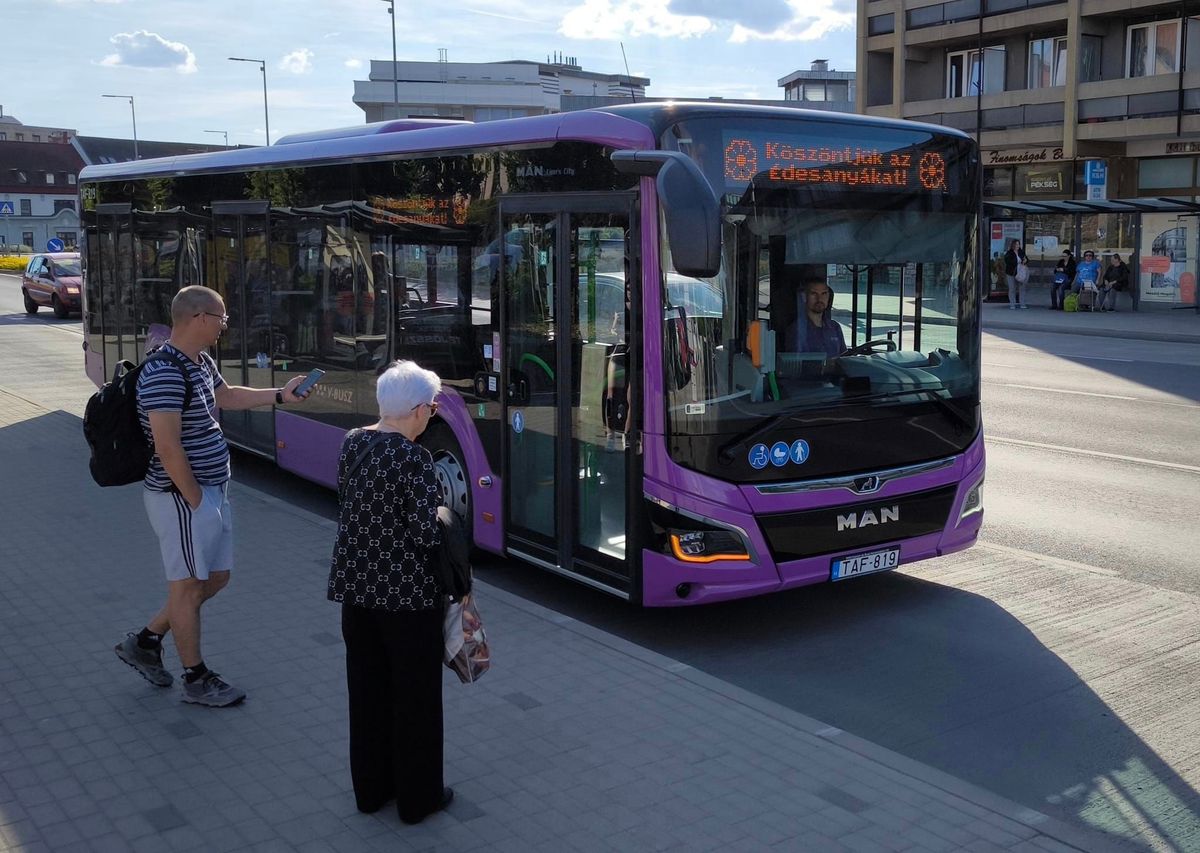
[21,252,82,318]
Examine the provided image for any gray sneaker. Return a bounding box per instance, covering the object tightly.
[181,671,246,707]
[114,633,173,687]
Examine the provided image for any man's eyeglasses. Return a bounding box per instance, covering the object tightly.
[411,401,439,415]
[195,311,229,325]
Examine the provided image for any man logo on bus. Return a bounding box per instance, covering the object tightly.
[837,506,899,531]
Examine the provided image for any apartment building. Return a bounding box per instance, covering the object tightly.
[778,59,858,112]
[353,56,648,123]
[858,0,1200,309]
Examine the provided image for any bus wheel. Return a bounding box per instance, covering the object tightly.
[22,289,38,314]
[422,424,473,544]
[52,295,69,319]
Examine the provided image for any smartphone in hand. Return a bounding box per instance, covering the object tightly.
[293,368,325,398]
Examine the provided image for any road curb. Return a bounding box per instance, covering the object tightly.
[985,316,1200,345]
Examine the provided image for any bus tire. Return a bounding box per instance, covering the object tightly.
[52,295,69,319]
[421,423,475,552]
[22,289,38,314]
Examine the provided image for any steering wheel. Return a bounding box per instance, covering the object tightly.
[842,337,898,356]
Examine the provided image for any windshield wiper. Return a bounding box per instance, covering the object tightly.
[716,413,793,464]
[843,388,976,431]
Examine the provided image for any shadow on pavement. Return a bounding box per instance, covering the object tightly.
[3,402,1195,851]
[477,558,1199,851]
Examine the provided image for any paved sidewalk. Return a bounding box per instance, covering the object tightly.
[0,387,1133,853]
[982,299,1200,344]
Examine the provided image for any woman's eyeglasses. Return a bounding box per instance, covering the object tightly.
[411,401,439,415]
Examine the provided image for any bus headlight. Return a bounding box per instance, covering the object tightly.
[669,530,750,563]
[958,477,983,522]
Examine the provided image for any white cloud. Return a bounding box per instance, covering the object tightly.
[560,0,851,42]
[728,0,853,42]
[561,0,714,39]
[279,49,314,74]
[100,30,197,73]
[344,59,363,69]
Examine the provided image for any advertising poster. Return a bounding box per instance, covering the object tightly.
[1139,216,1192,304]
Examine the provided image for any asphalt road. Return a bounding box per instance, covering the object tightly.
[4,272,1199,850]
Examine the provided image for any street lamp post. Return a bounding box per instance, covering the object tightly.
[101,94,138,160]
[204,129,230,149]
[380,0,399,119]
[229,57,270,145]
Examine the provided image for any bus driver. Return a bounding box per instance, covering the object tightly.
[785,278,846,358]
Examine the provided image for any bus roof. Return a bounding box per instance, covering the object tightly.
[78,102,972,183]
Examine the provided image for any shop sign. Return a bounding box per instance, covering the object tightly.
[1024,169,1065,194]
[985,147,1067,166]
[1166,141,1200,154]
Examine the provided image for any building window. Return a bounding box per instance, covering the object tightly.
[1138,157,1195,189]
[32,135,40,142]
[15,133,24,141]
[1080,35,1102,82]
[868,13,895,35]
[56,231,76,249]
[45,173,55,185]
[1128,20,1182,77]
[22,231,34,249]
[947,47,1005,97]
[53,199,76,214]
[0,132,6,140]
[68,174,77,185]
[1028,37,1067,88]
[20,199,31,216]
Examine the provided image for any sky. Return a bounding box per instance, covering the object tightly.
[4,0,856,147]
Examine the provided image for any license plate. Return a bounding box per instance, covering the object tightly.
[831,548,900,581]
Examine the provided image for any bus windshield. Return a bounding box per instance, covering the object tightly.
[661,116,980,478]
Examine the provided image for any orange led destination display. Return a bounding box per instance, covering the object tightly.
[722,134,949,192]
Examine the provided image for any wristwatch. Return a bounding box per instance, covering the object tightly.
[275,389,284,405]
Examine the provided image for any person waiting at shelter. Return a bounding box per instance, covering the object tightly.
[1099,254,1130,312]
[784,278,846,358]
[1003,238,1029,310]
[1050,249,1077,310]
[1073,249,1102,292]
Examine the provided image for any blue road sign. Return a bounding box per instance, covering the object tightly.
[0,201,15,216]
[46,238,65,252]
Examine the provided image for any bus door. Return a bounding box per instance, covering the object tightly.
[211,201,275,456]
[500,195,638,598]
[91,203,135,372]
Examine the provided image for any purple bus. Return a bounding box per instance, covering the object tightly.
[79,103,984,606]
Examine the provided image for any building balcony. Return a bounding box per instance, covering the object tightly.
[1078,72,1200,129]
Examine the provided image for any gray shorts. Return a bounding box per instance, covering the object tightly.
[143,483,233,582]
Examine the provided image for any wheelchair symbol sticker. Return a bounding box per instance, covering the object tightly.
[512,410,524,434]
[748,443,769,469]
[770,442,790,467]
[789,439,810,464]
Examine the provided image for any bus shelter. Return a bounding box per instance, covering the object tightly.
[984,198,1200,312]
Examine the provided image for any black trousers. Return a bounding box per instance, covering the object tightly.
[341,603,444,821]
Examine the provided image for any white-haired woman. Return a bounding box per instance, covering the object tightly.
[327,360,452,824]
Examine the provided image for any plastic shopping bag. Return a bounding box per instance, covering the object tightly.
[444,594,490,684]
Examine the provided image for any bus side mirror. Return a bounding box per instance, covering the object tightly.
[612,150,720,279]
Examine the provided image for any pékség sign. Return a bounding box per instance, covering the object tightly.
[985,147,1067,166]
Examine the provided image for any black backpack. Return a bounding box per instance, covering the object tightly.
[82,350,194,487]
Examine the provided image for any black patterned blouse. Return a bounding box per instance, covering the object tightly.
[327,429,443,612]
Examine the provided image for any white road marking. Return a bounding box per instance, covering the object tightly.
[992,382,1200,409]
[986,435,1200,475]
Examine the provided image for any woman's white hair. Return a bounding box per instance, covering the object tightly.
[376,360,441,418]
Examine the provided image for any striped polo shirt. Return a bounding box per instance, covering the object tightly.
[136,343,230,491]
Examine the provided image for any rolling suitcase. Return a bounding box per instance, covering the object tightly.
[1076,286,1096,311]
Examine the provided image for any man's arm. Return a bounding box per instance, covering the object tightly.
[214,375,306,411]
[148,411,202,509]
